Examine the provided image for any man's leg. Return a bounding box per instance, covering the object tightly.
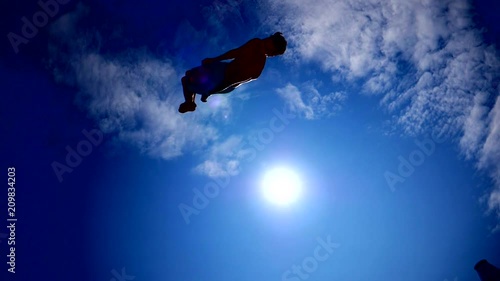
[201,93,211,102]
[179,75,197,113]
[182,76,195,103]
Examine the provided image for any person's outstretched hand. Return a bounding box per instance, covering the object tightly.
[202,58,217,65]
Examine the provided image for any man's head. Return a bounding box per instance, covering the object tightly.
[265,32,287,56]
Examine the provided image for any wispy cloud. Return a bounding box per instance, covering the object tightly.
[276,83,346,120]
[202,0,244,24]
[479,96,500,171]
[193,135,246,178]
[260,0,500,229]
[460,92,490,160]
[479,96,500,232]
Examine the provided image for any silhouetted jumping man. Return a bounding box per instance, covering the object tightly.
[179,32,287,113]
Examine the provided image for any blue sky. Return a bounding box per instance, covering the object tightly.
[1,0,500,280]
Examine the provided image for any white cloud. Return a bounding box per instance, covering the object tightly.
[460,92,489,160]
[479,96,500,232]
[479,96,500,170]
[193,135,248,178]
[260,0,500,228]
[262,0,499,134]
[276,83,346,120]
[276,84,314,119]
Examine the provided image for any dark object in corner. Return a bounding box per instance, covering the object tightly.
[475,259,500,281]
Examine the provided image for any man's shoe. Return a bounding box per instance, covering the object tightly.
[178,102,197,113]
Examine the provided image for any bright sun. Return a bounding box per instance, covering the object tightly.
[261,167,302,206]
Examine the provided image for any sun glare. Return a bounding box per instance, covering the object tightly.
[261,167,302,206]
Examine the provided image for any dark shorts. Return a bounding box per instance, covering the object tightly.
[185,61,229,94]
